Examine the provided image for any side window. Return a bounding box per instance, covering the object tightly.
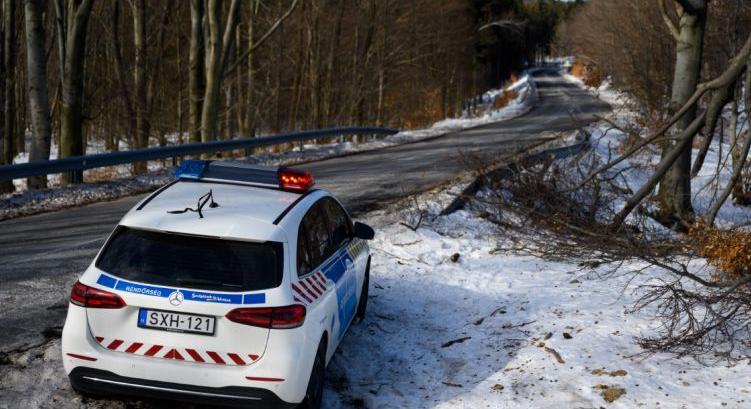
[296,225,313,277]
[321,197,352,253]
[299,201,330,274]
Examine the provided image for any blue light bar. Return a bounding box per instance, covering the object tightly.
[175,160,210,179]
[174,160,308,190]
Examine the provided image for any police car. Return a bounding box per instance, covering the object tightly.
[61,161,374,408]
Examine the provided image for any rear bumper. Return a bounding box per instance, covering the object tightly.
[69,367,296,409]
[62,303,317,403]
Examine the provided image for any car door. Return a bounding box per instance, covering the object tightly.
[296,198,357,344]
[319,198,360,343]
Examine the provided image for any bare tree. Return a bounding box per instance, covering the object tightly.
[55,0,95,185]
[24,0,52,190]
[200,0,240,144]
[0,0,16,193]
[132,0,147,173]
[656,0,707,224]
[188,0,204,144]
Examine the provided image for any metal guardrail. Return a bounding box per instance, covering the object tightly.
[0,127,399,181]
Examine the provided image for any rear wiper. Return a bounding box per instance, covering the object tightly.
[176,277,242,289]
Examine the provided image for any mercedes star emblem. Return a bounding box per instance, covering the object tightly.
[168,290,184,306]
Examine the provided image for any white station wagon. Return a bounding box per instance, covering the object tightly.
[61,161,374,408]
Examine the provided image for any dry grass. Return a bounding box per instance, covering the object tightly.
[493,89,519,110]
[582,65,604,88]
[570,61,586,78]
[570,60,603,88]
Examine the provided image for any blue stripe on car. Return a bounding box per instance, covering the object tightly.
[96,274,118,289]
[96,273,265,305]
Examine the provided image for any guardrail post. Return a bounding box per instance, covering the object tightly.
[69,170,82,184]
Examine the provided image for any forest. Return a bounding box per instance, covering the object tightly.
[0,0,573,192]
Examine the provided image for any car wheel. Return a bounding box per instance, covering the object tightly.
[355,259,370,323]
[299,340,326,409]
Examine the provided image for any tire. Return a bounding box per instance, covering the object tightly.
[299,340,326,409]
[355,259,370,323]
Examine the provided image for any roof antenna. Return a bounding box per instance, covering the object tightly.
[167,189,219,219]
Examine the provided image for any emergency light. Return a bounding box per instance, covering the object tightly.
[175,160,315,193]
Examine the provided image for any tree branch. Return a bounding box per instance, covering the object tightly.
[691,72,741,177]
[611,112,706,229]
[658,0,681,42]
[707,128,751,224]
[578,31,751,190]
[224,0,299,77]
[218,0,241,74]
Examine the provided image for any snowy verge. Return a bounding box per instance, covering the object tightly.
[3,178,748,408]
[561,71,751,228]
[4,72,746,408]
[323,184,750,409]
[433,70,537,130]
[0,74,537,221]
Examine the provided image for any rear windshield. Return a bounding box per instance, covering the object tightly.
[96,227,283,292]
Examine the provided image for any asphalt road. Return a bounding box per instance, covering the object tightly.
[0,69,609,352]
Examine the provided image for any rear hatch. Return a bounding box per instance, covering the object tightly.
[86,227,283,366]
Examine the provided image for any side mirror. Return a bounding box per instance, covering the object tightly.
[353,221,375,240]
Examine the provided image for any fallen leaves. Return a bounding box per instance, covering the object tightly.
[593,384,626,403]
[591,368,628,377]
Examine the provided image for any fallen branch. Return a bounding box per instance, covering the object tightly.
[544,346,565,364]
[441,336,471,348]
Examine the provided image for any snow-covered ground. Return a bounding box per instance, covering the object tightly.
[0,75,536,221]
[3,180,749,409]
[432,72,536,130]
[325,186,751,409]
[563,71,751,227]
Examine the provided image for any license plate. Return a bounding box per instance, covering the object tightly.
[138,308,216,335]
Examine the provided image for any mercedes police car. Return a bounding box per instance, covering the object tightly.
[61,161,374,408]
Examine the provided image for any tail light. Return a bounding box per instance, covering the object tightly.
[226,305,306,329]
[70,281,127,309]
[278,168,314,192]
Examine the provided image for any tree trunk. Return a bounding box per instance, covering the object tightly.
[657,1,707,223]
[57,0,95,186]
[246,1,257,136]
[0,0,16,193]
[132,0,147,173]
[24,0,52,189]
[731,62,751,204]
[189,0,204,144]
[200,0,240,148]
[109,0,135,148]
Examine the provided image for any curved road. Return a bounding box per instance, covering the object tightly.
[0,69,609,352]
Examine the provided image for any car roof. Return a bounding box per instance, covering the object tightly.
[120,180,305,242]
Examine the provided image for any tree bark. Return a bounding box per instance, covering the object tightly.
[24,0,52,189]
[656,0,707,223]
[109,0,135,148]
[730,61,751,203]
[132,0,147,173]
[200,0,240,147]
[56,0,94,186]
[188,0,204,144]
[0,0,16,193]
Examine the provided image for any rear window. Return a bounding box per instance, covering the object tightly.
[96,227,283,292]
